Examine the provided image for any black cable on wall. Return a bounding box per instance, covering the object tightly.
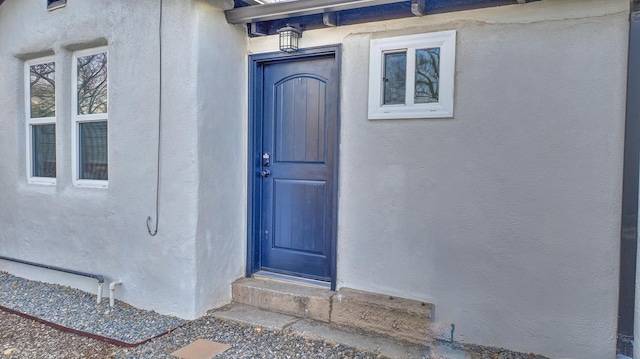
[147,0,163,236]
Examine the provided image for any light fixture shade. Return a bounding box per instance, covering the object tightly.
[277,24,301,52]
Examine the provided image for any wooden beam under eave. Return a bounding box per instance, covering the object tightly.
[225,0,408,24]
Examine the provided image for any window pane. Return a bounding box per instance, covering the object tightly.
[32,124,56,178]
[415,48,440,104]
[383,52,406,105]
[77,52,107,115]
[30,62,55,118]
[79,121,108,180]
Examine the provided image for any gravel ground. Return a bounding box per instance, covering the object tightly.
[0,272,549,359]
[430,341,548,359]
[1,309,547,359]
[1,310,388,358]
[1,310,116,358]
[0,272,185,344]
[0,272,390,358]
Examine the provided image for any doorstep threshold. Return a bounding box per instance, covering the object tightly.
[253,271,331,289]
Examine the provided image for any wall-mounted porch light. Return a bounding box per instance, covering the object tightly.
[277,24,302,52]
[47,0,66,11]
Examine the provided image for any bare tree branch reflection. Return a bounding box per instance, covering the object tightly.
[77,53,107,115]
[415,48,440,103]
[30,62,55,118]
[384,52,406,105]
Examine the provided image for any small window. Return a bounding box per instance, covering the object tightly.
[47,0,66,11]
[368,30,456,120]
[72,47,108,188]
[25,57,57,185]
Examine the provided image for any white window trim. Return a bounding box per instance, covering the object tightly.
[368,30,456,120]
[25,56,56,185]
[71,46,109,189]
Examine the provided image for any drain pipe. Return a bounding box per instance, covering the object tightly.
[109,281,123,307]
[0,255,105,304]
[97,282,104,304]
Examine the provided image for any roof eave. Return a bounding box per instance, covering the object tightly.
[227,0,537,37]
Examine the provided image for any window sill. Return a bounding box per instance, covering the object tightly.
[27,177,56,186]
[73,179,108,189]
[368,102,453,120]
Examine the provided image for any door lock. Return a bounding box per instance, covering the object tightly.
[262,152,271,167]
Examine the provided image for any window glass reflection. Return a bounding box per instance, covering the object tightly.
[30,62,55,118]
[383,52,406,105]
[77,53,108,115]
[415,48,440,104]
[79,121,108,180]
[32,124,56,178]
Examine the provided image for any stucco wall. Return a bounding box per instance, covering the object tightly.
[0,0,202,318]
[248,1,626,358]
[193,0,248,316]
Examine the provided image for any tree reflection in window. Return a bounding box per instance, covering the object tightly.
[79,121,108,180]
[32,124,56,177]
[77,53,107,115]
[30,62,55,118]
[415,48,440,104]
[383,52,406,105]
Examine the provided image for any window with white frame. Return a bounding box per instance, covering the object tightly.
[26,57,57,184]
[72,47,108,187]
[368,30,456,120]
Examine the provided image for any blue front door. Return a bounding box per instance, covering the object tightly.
[253,49,340,283]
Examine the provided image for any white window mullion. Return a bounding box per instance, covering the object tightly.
[405,47,416,107]
[71,117,79,184]
[71,50,79,185]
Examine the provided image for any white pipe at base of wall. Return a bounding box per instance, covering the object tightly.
[97,283,103,305]
[109,281,123,307]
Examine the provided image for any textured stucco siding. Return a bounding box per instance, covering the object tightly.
[248,1,627,358]
[193,0,248,317]
[0,0,202,319]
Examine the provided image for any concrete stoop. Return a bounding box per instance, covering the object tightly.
[231,276,333,322]
[231,277,434,345]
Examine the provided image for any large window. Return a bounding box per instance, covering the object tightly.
[368,30,456,120]
[72,47,108,187]
[25,57,56,185]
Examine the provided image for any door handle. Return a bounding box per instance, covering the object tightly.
[261,169,271,178]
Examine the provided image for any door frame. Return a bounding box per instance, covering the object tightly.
[618,8,640,357]
[247,45,341,290]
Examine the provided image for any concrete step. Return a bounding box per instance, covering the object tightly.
[332,288,434,344]
[231,277,434,344]
[231,277,334,322]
